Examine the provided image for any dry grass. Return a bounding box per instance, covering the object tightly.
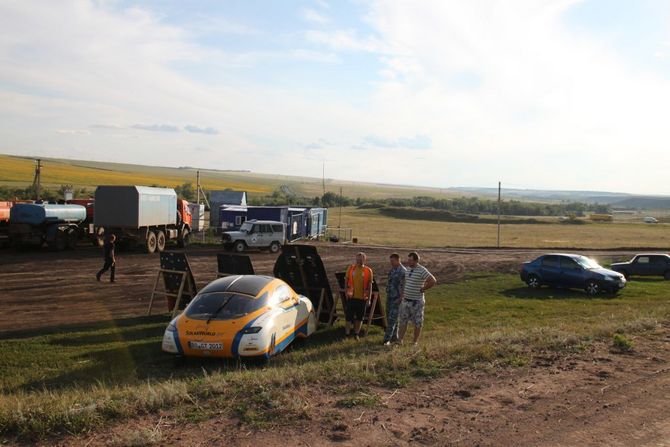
[336,207,670,248]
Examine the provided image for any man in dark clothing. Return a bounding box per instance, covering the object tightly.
[96,234,116,282]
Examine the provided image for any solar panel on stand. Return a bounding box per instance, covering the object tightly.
[216,253,255,277]
[273,244,334,324]
[147,251,198,317]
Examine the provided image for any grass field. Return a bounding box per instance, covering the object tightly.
[0,154,459,199]
[334,207,670,248]
[2,274,669,440]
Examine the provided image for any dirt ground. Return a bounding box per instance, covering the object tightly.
[2,243,668,446]
[0,243,639,334]
[54,324,670,447]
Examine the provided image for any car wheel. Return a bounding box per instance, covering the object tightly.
[585,280,600,296]
[234,241,246,253]
[621,270,630,280]
[269,241,280,254]
[664,271,670,280]
[526,274,540,289]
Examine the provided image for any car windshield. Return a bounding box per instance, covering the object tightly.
[575,256,601,269]
[240,222,253,232]
[185,291,268,320]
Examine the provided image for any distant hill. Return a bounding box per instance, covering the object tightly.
[452,187,670,209]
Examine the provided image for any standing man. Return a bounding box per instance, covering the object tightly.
[383,253,406,346]
[344,252,373,340]
[398,252,436,345]
[96,234,116,283]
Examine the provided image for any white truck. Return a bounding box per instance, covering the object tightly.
[221,219,286,253]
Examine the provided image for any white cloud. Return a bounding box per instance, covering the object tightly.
[301,8,329,24]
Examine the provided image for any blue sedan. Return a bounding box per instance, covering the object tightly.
[520,254,626,296]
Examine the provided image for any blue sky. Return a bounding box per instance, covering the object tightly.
[1,0,670,194]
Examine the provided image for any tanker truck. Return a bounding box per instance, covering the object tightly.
[9,203,87,250]
[94,186,191,253]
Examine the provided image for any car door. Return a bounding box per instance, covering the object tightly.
[248,224,262,247]
[632,256,650,276]
[560,256,585,288]
[648,256,666,276]
[271,285,298,348]
[539,255,561,285]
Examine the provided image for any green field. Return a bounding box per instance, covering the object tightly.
[2,274,669,441]
[334,207,670,249]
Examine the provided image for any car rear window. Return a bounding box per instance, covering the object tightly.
[541,256,559,268]
[185,291,268,320]
[637,256,650,264]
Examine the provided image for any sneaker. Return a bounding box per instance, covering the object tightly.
[96,274,101,282]
[354,334,360,341]
[383,341,391,346]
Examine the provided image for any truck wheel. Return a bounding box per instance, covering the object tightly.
[178,229,189,248]
[48,231,67,251]
[269,241,280,254]
[93,227,105,247]
[234,241,246,253]
[65,230,77,250]
[146,231,157,254]
[156,231,166,252]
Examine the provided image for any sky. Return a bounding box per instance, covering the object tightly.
[1,0,670,194]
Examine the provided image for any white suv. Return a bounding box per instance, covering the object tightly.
[222,220,287,253]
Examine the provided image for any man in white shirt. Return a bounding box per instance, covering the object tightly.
[398,252,436,345]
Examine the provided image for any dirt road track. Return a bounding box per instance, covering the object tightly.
[0,244,639,334]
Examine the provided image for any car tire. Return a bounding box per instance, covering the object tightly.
[664,271,670,280]
[48,230,67,251]
[585,280,600,296]
[146,231,157,254]
[269,241,280,254]
[621,270,630,280]
[526,274,540,289]
[234,240,246,253]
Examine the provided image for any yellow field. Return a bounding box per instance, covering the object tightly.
[0,154,461,199]
[335,208,670,249]
[0,155,272,194]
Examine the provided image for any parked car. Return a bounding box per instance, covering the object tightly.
[221,219,286,253]
[643,216,658,224]
[610,254,670,280]
[162,275,317,360]
[520,253,626,295]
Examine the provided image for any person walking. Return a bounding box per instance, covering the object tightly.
[398,252,436,345]
[96,234,116,283]
[383,253,406,346]
[344,252,373,340]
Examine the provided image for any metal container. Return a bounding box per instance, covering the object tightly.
[219,205,248,230]
[188,203,205,231]
[94,186,177,228]
[10,203,86,225]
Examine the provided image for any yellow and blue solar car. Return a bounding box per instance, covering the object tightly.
[162,275,317,359]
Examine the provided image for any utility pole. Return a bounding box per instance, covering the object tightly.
[497,181,501,249]
[322,162,326,197]
[339,186,343,228]
[196,170,201,205]
[32,159,42,201]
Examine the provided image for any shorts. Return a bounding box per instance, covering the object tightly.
[399,299,425,327]
[345,299,367,322]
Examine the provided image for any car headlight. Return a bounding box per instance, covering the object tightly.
[166,318,178,332]
[240,326,262,334]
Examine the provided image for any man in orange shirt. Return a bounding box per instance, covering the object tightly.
[345,252,374,340]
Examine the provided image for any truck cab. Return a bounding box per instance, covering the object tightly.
[222,220,286,253]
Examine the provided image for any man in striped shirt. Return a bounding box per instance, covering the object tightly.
[398,252,436,345]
